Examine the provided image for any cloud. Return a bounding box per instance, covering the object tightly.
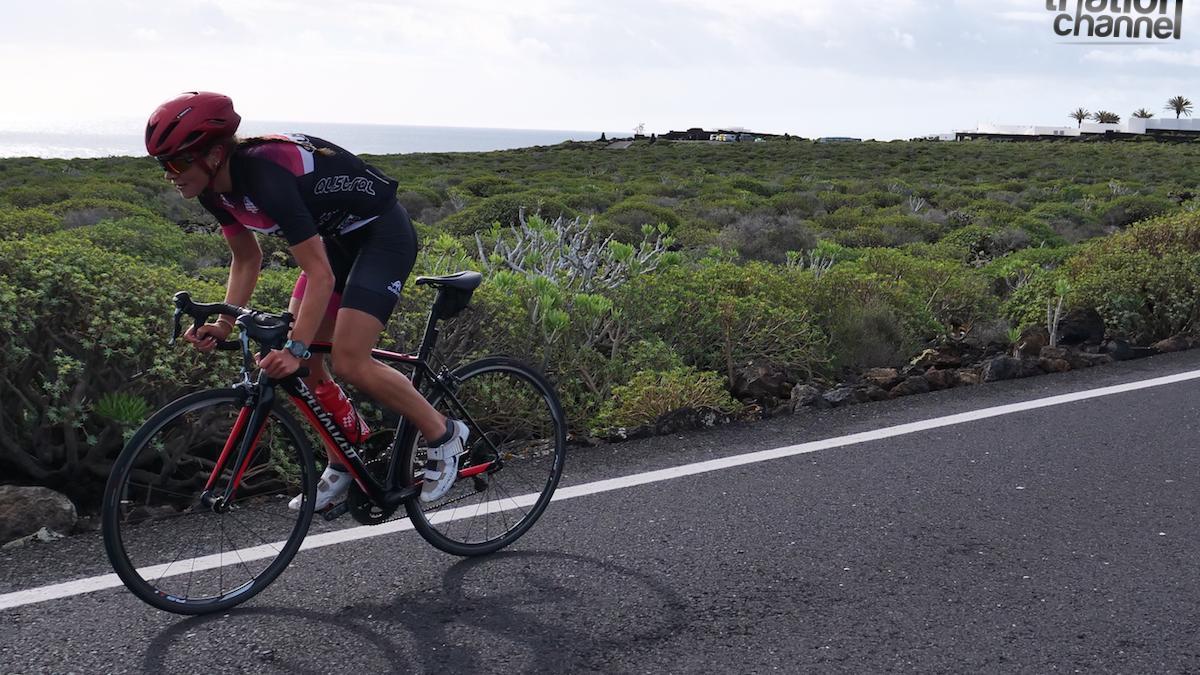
[998,11,1053,24]
[4,0,1197,138]
[1083,46,1200,66]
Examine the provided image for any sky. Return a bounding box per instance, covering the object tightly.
[2,0,1200,140]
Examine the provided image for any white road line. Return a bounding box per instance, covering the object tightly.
[3,367,1199,612]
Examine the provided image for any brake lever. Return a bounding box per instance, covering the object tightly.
[170,307,183,346]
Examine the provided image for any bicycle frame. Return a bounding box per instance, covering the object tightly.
[199,299,498,513]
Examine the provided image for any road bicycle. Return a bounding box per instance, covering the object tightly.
[101,271,567,615]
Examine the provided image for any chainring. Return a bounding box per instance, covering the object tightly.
[347,434,401,525]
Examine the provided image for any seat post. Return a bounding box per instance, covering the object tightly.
[416,304,442,363]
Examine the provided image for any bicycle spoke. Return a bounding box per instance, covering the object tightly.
[103,358,316,613]
[226,510,284,553]
[232,502,301,525]
[221,519,260,590]
[152,512,211,589]
[219,519,226,597]
[402,358,565,555]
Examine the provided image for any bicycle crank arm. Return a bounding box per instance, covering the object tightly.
[382,485,422,507]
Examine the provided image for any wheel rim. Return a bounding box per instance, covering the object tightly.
[407,364,565,549]
[108,394,314,607]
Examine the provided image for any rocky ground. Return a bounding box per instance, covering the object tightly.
[594,307,1198,444]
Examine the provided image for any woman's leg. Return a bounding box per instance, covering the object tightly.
[287,291,337,390]
[328,307,447,441]
[290,243,352,389]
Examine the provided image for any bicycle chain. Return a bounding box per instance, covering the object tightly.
[343,456,485,526]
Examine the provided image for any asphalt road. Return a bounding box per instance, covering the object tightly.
[5,349,1200,674]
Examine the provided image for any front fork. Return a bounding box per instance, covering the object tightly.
[200,379,276,513]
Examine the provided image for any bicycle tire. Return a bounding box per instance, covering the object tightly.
[401,357,567,556]
[101,388,317,614]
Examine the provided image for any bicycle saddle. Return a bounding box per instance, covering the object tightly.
[416,271,482,292]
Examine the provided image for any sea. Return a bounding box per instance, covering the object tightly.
[0,119,623,159]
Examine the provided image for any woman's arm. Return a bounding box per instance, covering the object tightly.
[220,228,263,325]
[284,235,334,347]
[186,227,262,352]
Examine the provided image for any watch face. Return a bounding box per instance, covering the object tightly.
[286,340,308,358]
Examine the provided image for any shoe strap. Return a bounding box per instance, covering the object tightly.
[426,443,463,460]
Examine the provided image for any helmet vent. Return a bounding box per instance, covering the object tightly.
[179,131,205,151]
[156,120,181,150]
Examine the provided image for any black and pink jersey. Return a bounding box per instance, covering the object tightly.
[199,134,398,245]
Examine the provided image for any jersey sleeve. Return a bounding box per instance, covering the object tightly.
[237,155,319,246]
[198,192,248,238]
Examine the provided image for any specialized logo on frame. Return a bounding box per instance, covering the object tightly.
[1046,1,1184,40]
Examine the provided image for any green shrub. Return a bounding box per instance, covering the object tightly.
[562,185,622,213]
[0,206,60,239]
[770,191,823,217]
[625,261,828,383]
[726,175,778,197]
[983,246,1075,299]
[396,187,443,216]
[836,248,995,329]
[862,190,905,209]
[600,197,683,240]
[46,198,159,228]
[1002,213,1200,340]
[592,367,741,430]
[719,213,816,264]
[0,235,230,505]
[1099,194,1175,229]
[825,300,914,370]
[2,184,73,208]
[49,216,228,271]
[458,174,519,197]
[92,392,152,426]
[818,191,866,212]
[1063,213,1200,341]
[440,192,576,235]
[1001,265,1065,331]
[810,265,936,366]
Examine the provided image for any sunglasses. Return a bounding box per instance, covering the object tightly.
[156,153,199,174]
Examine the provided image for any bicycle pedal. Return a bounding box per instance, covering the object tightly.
[321,502,350,521]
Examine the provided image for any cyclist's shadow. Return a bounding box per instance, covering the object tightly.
[142,550,686,674]
[363,550,689,673]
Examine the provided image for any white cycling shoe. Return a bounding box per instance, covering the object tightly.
[420,420,469,503]
[289,466,351,511]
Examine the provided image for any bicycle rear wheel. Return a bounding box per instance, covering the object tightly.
[101,388,316,614]
[401,357,567,556]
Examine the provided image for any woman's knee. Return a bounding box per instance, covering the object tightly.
[330,350,373,384]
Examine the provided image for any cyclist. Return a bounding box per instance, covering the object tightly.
[145,91,467,506]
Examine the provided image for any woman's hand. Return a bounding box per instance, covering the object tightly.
[183,321,233,353]
[256,349,302,379]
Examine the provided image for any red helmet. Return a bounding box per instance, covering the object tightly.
[144,91,241,157]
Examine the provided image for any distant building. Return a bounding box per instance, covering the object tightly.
[816,137,862,143]
[661,127,781,143]
[955,118,1200,142]
[661,127,712,141]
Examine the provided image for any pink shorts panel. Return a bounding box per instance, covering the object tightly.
[291,271,343,323]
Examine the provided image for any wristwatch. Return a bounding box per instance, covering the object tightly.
[283,339,311,360]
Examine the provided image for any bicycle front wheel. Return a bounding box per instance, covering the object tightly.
[401,357,567,556]
[101,388,317,614]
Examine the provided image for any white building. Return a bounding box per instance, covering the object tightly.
[956,117,1200,140]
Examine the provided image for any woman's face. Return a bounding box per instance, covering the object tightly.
[159,147,218,198]
[163,159,207,199]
